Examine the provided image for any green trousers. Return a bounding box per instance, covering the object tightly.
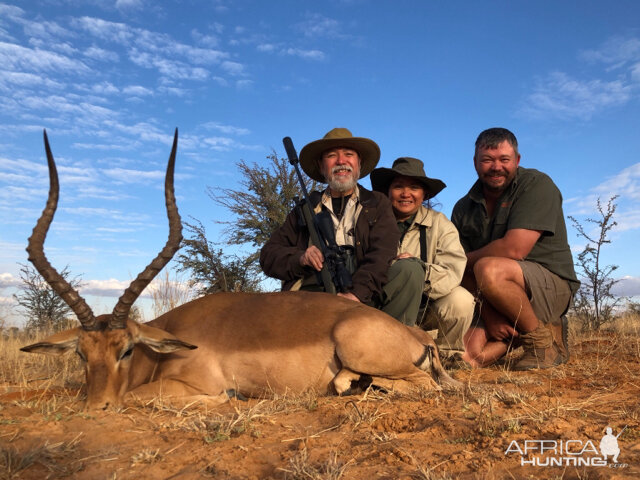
[380,258,425,326]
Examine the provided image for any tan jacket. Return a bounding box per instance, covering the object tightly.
[397,205,467,301]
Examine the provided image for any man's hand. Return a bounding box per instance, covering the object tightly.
[337,292,360,303]
[486,320,519,341]
[395,252,415,260]
[300,245,324,271]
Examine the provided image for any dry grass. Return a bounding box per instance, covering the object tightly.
[1,314,639,478]
[0,435,82,479]
[0,326,83,397]
[280,447,351,480]
[149,270,196,319]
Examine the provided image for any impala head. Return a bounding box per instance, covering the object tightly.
[20,129,196,410]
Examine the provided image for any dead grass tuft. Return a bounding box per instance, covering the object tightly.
[131,448,162,466]
[280,447,351,480]
[0,435,82,479]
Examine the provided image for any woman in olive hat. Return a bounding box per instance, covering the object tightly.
[370,157,475,367]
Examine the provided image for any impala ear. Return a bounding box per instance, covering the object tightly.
[134,323,197,353]
[20,328,81,356]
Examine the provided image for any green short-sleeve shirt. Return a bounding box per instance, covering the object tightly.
[451,167,579,294]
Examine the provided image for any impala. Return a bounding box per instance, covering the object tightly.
[21,130,460,410]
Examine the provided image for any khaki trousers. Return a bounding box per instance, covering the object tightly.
[418,286,475,354]
[382,258,475,355]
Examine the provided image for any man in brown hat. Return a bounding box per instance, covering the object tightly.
[451,127,579,370]
[371,157,475,365]
[261,128,408,311]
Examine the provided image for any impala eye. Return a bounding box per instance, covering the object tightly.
[119,347,134,361]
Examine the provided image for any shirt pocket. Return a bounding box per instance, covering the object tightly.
[491,207,510,239]
[459,224,484,251]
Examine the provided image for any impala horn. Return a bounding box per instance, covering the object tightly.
[27,130,98,330]
[27,129,183,331]
[110,128,182,329]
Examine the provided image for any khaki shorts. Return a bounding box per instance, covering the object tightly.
[472,260,572,327]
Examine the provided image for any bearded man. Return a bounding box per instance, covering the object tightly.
[261,127,404,312]
[451,127,579,370]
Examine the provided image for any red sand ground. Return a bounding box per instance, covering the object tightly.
[1,332,638,479]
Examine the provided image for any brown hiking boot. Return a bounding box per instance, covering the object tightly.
[548,315,570,364]
[512,325,563,370]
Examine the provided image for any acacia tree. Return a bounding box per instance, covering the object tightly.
[207,152,318,266]
[177,152,318,292]
[176,220,262,295]
[568,195,621,331]
[13,263,83,331]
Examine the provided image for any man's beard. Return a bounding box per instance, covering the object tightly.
[326,165,359,194]
[480,170,515,194]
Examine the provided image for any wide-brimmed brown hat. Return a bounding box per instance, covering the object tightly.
[299,127,380,182]
[370,157,446,199]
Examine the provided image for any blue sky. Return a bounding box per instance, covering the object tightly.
[1,0,639,324]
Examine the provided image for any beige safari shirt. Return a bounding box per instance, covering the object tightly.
[317,187,361,248]
[397,205,467,300]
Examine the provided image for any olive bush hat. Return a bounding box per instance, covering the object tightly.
[370,157,446,200]
[299,127,381,182]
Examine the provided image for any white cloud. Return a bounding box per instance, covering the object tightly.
[157,85,188,96]
[0,273,20,289]
[0,41,91,75]
[75,16,133,45]
[90,81,119,95]
[284,48,325,61]
[202,136,235,151]
[129,49,210,81]
[567,163,640,233]
[613,209,640,233]
[116,0,144,10]
[80,278,131,297]
[1,157,47,175]
[594,163,640,201]
[203,122,250,135]
[210,76,228,87]
[84,45,119,62]
[0,187,47,205]
[236,79,253,89]
[101,167,165,183]
[521,35,640,121]
[221,60,244,76]
[191,28,221,48]
[296,14,345,39]
[522,72,631,120]
[0,70,65,90]
[580,36,640,68]
[21,95,118,123]
[122,85,153,96]
[257,43,275,53]
[0,4,25,20]
[612,275,640,297]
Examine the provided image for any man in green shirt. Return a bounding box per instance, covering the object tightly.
[451,128,579,370]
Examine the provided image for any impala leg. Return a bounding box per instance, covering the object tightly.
[125,379,230,407]
[333,313,430,378]
[333,368,362,395]
[368,369,441,393]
